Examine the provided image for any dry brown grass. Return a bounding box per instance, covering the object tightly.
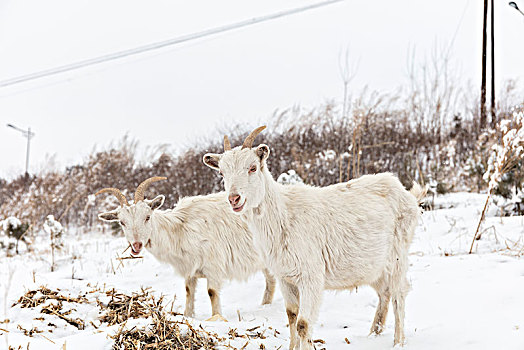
[98,287,174,326]
[111,315,217,350]
[13,286,87,330]
[1,92,522,233]
[13,286,87,309]
[11,286,228,349]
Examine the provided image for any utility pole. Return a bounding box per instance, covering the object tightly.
[490,0,496,127]
[480,0,488,130]
[7,124,35,177]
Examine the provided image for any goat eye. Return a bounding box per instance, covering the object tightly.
[119,221,126,227]
[145,215,151,222]
[219,171,223,177]
[249,165,257,173]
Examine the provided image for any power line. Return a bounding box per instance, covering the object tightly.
[0,0,347,88]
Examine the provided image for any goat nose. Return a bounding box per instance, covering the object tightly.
[228,193,241,205]
[132,242,143,252]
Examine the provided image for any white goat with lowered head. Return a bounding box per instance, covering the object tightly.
[96,177,275,319]
[203,127,426,348]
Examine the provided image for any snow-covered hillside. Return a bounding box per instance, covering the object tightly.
[1,192,523,349]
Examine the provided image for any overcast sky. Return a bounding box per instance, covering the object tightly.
[0,0,523,179]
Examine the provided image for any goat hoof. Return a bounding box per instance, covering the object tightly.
[205,314,228,322]
[369,325,385,336]
[393,338,406,347]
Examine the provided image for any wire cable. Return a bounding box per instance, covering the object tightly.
[0,0,347,88]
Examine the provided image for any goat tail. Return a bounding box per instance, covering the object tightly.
[409,182,427,206]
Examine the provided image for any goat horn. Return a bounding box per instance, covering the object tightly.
[224,135,232,151]
[134,176,167,203]
[241,125,266,149]
[95,188,128,207]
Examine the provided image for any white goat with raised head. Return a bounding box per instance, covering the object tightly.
[203,127,426,348]
[96,177,275,319]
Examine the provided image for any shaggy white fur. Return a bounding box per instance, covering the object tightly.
[98,191,275,318]
[204,136,425,349]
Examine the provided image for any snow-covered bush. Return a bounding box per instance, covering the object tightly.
[277,170,304,185]
[317,150,337,161]
[44,215,65,251]
[44,214,65,271]
[492,189,524,216]
[471,111,524,252]
[1,216,30,241]
[464,137,489,193]
[0,216,31,255]
[2,216,22,235]
[483,112,524,216]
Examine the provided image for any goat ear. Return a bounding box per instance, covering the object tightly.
[203,153,221,170]
[255,144,270,162]
[147,195,165,210]
[98,210,119,222]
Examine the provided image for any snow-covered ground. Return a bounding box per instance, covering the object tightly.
[1,192,523,349]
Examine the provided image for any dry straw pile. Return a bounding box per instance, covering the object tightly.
[12,285,221,349]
